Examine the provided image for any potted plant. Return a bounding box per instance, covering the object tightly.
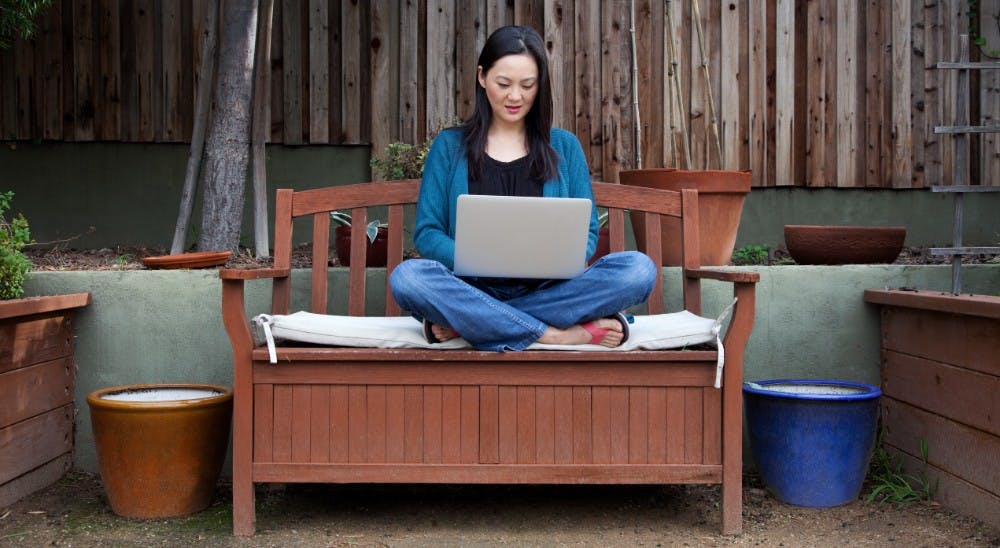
[618,168,750,266]
[327,140,432,267]
[0,191,90,508]
[330,211,389,267]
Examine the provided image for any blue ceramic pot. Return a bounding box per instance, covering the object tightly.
[744,379,881,507]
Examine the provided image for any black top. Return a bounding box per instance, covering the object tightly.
[469,154,543,197]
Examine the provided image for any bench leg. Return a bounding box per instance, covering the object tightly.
[231,359,255,536]
[232,471,255,536]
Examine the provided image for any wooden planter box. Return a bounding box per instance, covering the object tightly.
[0,293,91,507]
[864,289,1000,528]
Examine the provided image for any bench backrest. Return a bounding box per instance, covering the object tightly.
[269,180,702,317]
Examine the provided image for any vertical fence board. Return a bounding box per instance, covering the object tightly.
[748,0,767,185]
[805,0,829,187]
[309,0,330,143]
[486,0,512,33]
[39,5,64,140]
[602,0,628,179]
[340,2,364,144]
[426,0,455,135]
[774,0,794,185]
[161,0,181,141]
[72,0,93,140]
[688,0,707,170]
[545,0,574,130]
[453,1,479,124]
[663,0,684,168]
[836,0,860,187]
[370,0,397,155]
[720,0,741,171]
[923,0,944,186]
[282,0,303,144]
[327,2,342,143]
[575,0,602,178]
[398,0,420,144]
[0,45,15,139]
[980,1,1000,184]
[891,0,913,188]
[269,0,285,142]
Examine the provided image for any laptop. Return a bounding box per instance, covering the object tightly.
[453,194,592,278]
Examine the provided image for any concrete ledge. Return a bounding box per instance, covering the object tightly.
[23,265,999,473]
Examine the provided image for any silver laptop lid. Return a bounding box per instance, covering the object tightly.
[453,194,592,279]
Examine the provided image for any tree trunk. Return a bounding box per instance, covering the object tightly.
[197,0,259,252]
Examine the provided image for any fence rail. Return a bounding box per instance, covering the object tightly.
[1,0,997,188]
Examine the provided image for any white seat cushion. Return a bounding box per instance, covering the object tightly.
[253,299,736,388]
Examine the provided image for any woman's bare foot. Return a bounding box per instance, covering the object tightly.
[538,317,625,348]
[430,323,458,342]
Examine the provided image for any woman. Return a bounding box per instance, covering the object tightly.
[390,25,656,351]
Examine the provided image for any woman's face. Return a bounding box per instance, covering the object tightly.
[477,52,539,129]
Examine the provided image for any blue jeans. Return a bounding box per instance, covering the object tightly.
[389,251,658,351]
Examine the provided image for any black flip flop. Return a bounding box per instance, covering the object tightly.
[422,318,441,344]
[610,311,630,344]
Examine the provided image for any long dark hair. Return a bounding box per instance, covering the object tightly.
[462,25,558,183]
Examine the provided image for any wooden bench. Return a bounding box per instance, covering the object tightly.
[220,180,759,536]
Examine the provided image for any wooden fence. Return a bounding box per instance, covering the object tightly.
[1,0,997,188]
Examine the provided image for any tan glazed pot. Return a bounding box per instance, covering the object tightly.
[87,384,233,518]
[619,168,751,266]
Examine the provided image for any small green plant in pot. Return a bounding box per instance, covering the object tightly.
[0,191,33,300]
[330,211,389,267]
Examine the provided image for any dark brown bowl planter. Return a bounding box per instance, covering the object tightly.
[619,168,750,266]
[0,293,91,508]
[863,289,1000,528]
[87,384,233,518]
[334,225,388,267]
[784,225,905,265]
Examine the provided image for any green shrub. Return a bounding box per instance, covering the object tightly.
[731,244,770,265]
[0,191,32,299]
[370,141,431,181]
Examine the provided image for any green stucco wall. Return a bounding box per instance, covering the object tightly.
[2,142,999,251]
[23,265,1000,474]
[1,142,370,249]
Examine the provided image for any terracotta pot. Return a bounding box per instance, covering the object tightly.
[87,384,233,518]
[334,225,388,266]
[784,225,905,265]
[619,169,751,266]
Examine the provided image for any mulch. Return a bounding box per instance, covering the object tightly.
[23,244,998,271]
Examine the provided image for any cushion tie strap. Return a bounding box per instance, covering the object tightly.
[711,297,736,389]
[253,314,278,364]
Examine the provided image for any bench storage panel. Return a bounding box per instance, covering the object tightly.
[220,180,758,536]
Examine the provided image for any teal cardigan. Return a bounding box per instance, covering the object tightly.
[413,127,599,269]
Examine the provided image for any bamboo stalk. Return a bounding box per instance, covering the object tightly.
[691,0,723,169]
[631,0,642,168]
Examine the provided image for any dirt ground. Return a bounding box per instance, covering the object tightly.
[1,472,997,547]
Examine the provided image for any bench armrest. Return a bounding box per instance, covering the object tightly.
[684,268,760,283]
[219,267,292,280]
